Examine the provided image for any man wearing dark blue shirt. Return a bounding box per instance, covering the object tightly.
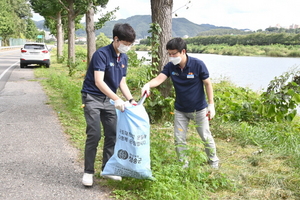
[142,37,219,169]
[81,23,137,186]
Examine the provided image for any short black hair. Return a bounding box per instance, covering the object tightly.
[113,23,136,43]
[166,37,187,52]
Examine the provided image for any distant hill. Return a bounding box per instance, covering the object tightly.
[35,20,47,30]
[35,15,240,39]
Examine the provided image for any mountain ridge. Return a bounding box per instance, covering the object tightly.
[35,15,248,39]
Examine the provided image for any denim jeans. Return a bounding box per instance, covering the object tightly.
[82,93,117,174]
[174,109,219,163]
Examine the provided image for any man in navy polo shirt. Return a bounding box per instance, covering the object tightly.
[81,23,137,186]
[141,37,219,169]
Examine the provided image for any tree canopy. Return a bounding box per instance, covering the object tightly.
[0,0,36,45]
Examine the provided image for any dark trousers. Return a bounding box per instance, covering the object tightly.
[82,93,117,174]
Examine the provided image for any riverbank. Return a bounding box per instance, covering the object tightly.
[133,44,300,57]
[32,45,300,199]
[136,51,300,93]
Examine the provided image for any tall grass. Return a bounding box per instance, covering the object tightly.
[133,43,300,57]
[34,46,300,199]
[35,65,234,200]
[185,44,300,57]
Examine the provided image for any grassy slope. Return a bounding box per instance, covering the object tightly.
[34,50,300,199]
[209,138,296,199]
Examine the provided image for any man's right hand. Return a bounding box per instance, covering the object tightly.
[114,99,125,112]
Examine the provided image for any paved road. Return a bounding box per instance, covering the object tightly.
[0,49,19,91]
[0,67,112,200]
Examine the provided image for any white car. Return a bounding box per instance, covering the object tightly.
[20,43,51,68]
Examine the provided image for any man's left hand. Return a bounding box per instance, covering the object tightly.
[207,104,215,120]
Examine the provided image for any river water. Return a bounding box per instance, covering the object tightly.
[136,51,300,92]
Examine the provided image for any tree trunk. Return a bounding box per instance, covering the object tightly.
[151,0,173,70]
[86,4,96,68]
[151,0,173,97]
[56,11,64,62]
[67,0,75,63]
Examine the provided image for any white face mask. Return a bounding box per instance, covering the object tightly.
[117,43,131,53]
[169,56,182,65]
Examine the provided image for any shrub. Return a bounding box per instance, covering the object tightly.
[213,80,261,123]
[259,67,300,122]
[267,50,285,57]
[288,50,300,57]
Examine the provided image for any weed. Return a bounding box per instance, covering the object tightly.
[34,46,300,200]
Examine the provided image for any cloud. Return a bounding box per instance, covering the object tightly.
[171,0,300,30]
[32,12,44,21]
[33,0,300,31]
[101,0,150,19]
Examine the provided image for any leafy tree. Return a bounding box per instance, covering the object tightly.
[85,0,117,66]
[150,0,173,97]
[30,0,66,61]
[0,0,15,45]
[43,16,66,61]
[57,0,80,63]
[24,19,39,40]
[0,0,32,45]
[95,32,110,49]
[150,0,173,71]
[149,1,192,97]
[259,68,300,122]
[11,0,32,19]
[197,28,252,36]
[57,0,113,68]
[10,0,32,38]
[85,1,96,66]
[30,0,116,69]
[185,32,300,46]
[265,27,279,32]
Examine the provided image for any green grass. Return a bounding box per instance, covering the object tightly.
[133,44,300,57]
[34,47,300,199]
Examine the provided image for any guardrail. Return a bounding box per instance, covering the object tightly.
[0,46,23,50]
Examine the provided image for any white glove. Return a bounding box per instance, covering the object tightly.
[114,99,125,112]
[141,83,150,97]
[207,104,215,120]
[130,100,137,106]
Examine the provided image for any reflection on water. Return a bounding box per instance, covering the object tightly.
[192,53,300,92]
[136,51,300,114]
[136,51,300,92]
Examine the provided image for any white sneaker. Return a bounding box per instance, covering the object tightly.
[82,173,93,186]
[209,161,219,169]
[179,159,189,169]
[182,160,189,169]
[102,174,122,181]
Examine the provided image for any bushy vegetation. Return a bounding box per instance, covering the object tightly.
[134,43,300,57]
[184,33,300,57]
[190,43,300,57]
[186,32,300,46]
[96,32,111,49]
[34,45,300,199]
[196,26,300,37]
[0,0,41,45]
[196,29,251,36]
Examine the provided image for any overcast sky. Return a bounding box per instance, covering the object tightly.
[32,0,300,31]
